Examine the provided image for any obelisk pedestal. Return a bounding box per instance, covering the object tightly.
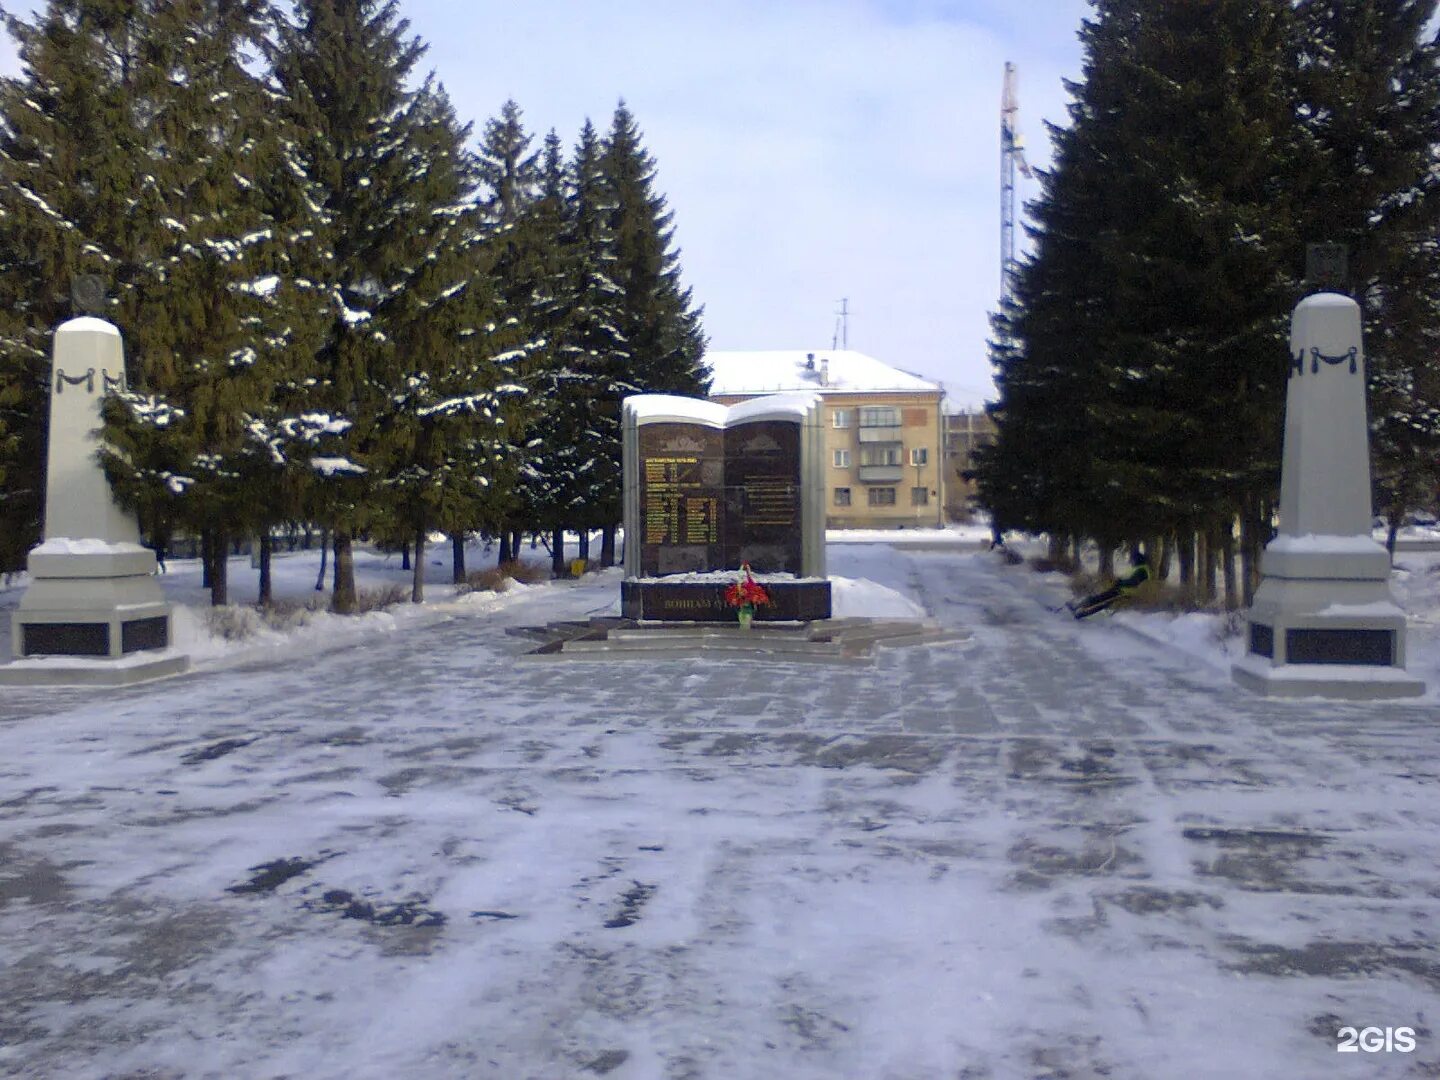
[0,317,187,685]
[1232,294,1423,699]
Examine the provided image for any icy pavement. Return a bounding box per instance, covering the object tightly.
[1,547,1438,1079]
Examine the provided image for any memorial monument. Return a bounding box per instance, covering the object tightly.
[620,392,831,621]
[0,303,186,685]
[1232,284,1423,699]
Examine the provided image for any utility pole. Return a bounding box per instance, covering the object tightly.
[832,297,850,350]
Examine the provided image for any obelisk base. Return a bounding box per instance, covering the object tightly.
[1232,538,1423,700]
[1,540,187,686]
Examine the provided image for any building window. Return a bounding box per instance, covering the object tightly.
[910,447,928,466]
[911,486,929,506]
[833,449,851,468]
[860,444,901,467]
[832,409,852,429]
[868,487,897,507]
[859,406,900,428]
[834,487,851,507]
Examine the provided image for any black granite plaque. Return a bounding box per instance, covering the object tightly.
[636,416,806,578]
[637,422,726,577]
[1285,627,1394,666]
[622,580,832,622]
[722,419,802,574]
[122,617,168,653]
[22,622,110,656]
[1249,623,1274,658]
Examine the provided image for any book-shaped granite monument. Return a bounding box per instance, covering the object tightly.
[621,393,830,621]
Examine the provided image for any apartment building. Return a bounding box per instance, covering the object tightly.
[943,405,997,521]
[706,349,945,529]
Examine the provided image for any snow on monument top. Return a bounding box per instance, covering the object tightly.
[625,392,819,427]
[1296,292,1358,312]
[57,316,121,336]
[625,395,728,426]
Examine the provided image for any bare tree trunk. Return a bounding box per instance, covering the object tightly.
[1387,510,1401,557]
[552,528,566,576]
[1240,499,1264,607]
[1047,533,1065,563]
[1222,520,1238,610]
[401,542,410,571]
[1098,544,1115,579]
[578,529,591,561]
[600,525,617,567]
[259,533,273,608]
[412,526,425,604]
[210,528,228,606]
[511,531,522,560]
[498,529,512,564]
[1153,535,1170,582]
[332,531,356,613]
[1177,529,1195,597]
[1197,529,1216,604]
[201,529,213,589]
[452,534,466,583]
[315,528,329,591]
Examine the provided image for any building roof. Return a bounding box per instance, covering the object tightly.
[704,349,941,396]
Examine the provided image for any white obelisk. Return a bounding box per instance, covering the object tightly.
[2,317,186,684]
[1233,293,1423,698]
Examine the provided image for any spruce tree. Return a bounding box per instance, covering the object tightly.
[602,102,708,398]
[0,0,149,572]
[0,1,323,602]
[271,2,534,608]
[520,128,588,572]
[562,119,631,563]
[374,88,532,601]
[979,0,1298,603]
[106,0,328,605]
[1091,0,1297,599]
[473,98,547,562]
[1290,0,1440,533]
[583,103,706,555]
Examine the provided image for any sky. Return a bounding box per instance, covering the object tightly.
[0,0,1094,408]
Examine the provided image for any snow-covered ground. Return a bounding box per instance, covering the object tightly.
[1,541,1439,1079]
[826,523,994,545]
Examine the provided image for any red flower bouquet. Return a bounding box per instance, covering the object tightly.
[724,563,771,625]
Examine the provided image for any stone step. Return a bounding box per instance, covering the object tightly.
[608,625,813,643]
[520,643,858,665]
[562,634,845,656]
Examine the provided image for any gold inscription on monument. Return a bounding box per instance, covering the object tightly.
[643,456,719,545]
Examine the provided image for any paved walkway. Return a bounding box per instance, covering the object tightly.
[0,549,1437,1079]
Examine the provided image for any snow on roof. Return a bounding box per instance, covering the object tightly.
[705,350,940,396]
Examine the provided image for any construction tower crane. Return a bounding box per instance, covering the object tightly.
[1000,61,1034,303]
